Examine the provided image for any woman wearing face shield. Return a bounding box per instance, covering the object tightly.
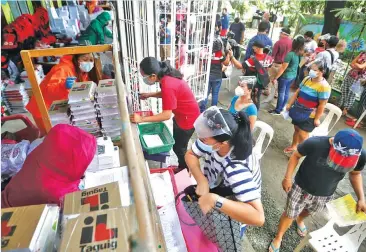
[130,57,200,172]
[26,53,94,135]
[228,79,257,130]
[185,107,265,230]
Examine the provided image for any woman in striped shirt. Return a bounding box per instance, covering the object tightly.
[185,107,265,232]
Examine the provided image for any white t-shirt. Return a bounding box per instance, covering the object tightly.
[304,40,317,52]
[316,48,339,69]
[192,140,261,203]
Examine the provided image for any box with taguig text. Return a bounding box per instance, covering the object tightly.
[59,208,132,252]
[63,182,124,217]
[1,204,59,252]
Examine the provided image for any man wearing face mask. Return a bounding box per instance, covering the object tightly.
[26,53,94,135]
[270,129,366,252]
[130,57,200,173]
[78,11,113,45]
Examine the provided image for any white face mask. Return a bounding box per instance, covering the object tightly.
[142,76,156,85]
[196,139,220,153]
[79,62,94,73]
[308,69,318,79]
[235,86,245,97]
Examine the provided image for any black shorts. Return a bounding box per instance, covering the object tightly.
[292,118,315,132]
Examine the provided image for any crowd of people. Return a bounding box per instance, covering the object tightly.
[128,9,366,252]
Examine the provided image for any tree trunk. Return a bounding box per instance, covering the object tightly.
[322,0,346,35]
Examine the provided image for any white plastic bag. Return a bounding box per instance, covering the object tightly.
[1,140,30,177]
[351,80,363,95]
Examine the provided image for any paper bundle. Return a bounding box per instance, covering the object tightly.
[68,81,100,136]
[2,84,29,114]
[95,79,121,140]
[1,204,59,252]
[49,99,70,126]
[87,137,120,172]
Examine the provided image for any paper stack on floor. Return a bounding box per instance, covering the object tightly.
[2,84,29,114]
[95,79,121,141]
[68,81,100,137]
[49,99,70,126]
[1,204,59,252]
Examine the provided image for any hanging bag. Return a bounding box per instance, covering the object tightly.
[175,185,243,252]
[289,77,313,122]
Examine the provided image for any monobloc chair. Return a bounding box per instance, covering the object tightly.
[252,120,274,160]
[354,110,366,129]
[294,220,366,252]
[310,103,342,137]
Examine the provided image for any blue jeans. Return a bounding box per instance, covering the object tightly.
[275,76,295,113]
[201,79,222,112]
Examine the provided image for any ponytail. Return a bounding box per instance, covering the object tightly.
[140,57,183,80]
[213,110,253,160]
[231,111,252,160]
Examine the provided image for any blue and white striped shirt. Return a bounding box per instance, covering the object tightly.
[192,140,262,203]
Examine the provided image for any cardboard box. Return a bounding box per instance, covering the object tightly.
[59,208,130,252]
[63,182,123,216]
[1,204,59,252]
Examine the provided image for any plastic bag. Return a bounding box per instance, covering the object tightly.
[1,140,30,177]
[351,80,363,96]
[27,137,44,155]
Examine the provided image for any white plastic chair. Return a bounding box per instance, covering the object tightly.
[310,103,342,137]
[252,120,274,160]
[294,220,366,252]
[354,110,366,128]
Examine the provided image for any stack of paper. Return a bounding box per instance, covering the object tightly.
[86,136,119,172]
[49,99,70,126]
[2,84,29,114]
[20,64,45,90]
[68,81,100,136]
[95,79,121,140]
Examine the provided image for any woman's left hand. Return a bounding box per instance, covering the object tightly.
[198,193,218,214]
[130,113,142,123]
[314,119,321,127]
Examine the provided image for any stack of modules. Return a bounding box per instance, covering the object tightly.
[87,136,118,172]
[48,99,70,126]
[68,81,100,137]
[2,84,29,114]
[95,79,121,140]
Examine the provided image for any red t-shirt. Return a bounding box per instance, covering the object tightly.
[161,76,200,130]
[244,53,273,71]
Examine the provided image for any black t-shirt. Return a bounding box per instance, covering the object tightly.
[295,136,366,197]
[230,22,245,43]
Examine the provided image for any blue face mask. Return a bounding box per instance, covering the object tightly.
[308,69,318,79]
[142,75,156,85]
[196,139,220,153]
[79,62,94,73]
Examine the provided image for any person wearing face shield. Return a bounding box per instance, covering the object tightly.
[130,57,200,173]
[26,53,94,135]
[78,11,113,45]
[228,79,257,130]
[185,107,265,236]
[282,60,331,155]
[269,129,366,252]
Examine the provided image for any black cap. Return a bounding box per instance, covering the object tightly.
[252,40,265,48]
[328,35,339,47]
[281,27,291,36]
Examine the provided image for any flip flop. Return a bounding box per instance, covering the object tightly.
[345,117,356,122]
[296,222,308,237]
[269,240,280,252]
[283,147,295,155]
[345,120,363,128]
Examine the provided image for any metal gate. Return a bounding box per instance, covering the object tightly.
[116,0,218,112]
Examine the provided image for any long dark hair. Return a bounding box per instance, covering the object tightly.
[292,36,305,54]
[213,109,252,160]
[140,57,183,80]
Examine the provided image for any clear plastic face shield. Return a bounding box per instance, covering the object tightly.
[327,141,362,173]
[194,106,232,139]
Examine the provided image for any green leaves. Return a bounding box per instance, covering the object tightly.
[333,7,366,24]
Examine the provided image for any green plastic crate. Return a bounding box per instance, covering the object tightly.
[138,122,175,155]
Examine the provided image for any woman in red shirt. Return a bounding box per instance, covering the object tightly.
[130,57,200,172]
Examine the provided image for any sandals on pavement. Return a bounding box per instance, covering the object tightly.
[296,222,308,237]
[269,240,280,252]
[283,147,296,155]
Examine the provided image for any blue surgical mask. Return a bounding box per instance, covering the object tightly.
[308,69,318,78]
[79,62,94,73]
[196,139,220,153]
[142,75,156,85]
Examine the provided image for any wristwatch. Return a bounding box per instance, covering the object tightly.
[214,196,225,210]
